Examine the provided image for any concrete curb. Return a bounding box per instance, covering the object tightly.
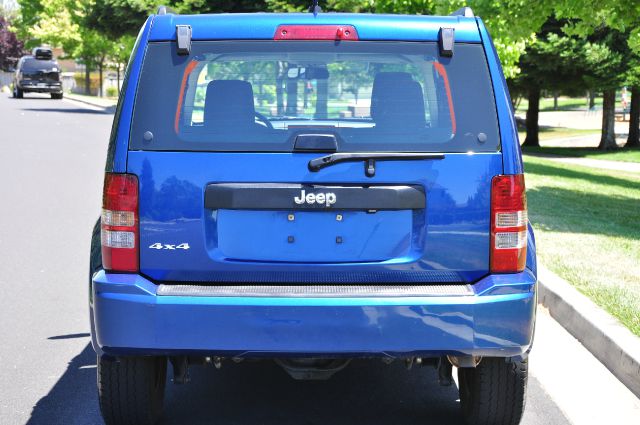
[538,265,640,398]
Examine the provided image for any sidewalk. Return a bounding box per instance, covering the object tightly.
[522,110,629,134]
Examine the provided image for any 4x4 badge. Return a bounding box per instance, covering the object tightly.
[149,243,190,250]
[294,190,336,207]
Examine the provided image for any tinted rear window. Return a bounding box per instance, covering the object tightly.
[131,41,499,152]
[22,58,59,72]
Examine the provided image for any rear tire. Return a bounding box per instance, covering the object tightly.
[51,92,63,99]
[98,356,167,425]
[14,87,23,98]
[458,357,528,425]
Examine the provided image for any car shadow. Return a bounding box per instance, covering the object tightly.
[27,343,465,425]
[20,107,113,115]
[525,160,640,191]
[26,343,100,425]
[527,187,640,240]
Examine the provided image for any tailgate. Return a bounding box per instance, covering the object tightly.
[128,151,502,283]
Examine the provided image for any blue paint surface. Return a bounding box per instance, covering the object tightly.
[92,269,535,357]
[148,13,483,43]
[94,12,536,360]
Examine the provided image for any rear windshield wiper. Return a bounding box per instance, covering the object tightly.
[308,152,445,176]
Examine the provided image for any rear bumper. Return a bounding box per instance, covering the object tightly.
[90,270,536,358]
[19,81,62,93]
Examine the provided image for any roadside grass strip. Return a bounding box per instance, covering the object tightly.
[524,155,640,336]
[523,146,640,163]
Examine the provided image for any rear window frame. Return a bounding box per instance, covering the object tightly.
[129,40,502,154]
[20,57,59,72]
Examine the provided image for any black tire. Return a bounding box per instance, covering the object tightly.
[89,218,102,303]
[15,87,23,98]
[458,357,528,425]
[98,356,167,425]
[51,92,63,99]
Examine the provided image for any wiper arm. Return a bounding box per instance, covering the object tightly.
[308,152,445,176]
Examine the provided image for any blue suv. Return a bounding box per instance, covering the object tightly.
[90,7,536,425]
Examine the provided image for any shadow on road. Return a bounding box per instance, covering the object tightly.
[27,344,464,425]
[27,343,99,425]
[48,333,91,340]
[20,107,112,115]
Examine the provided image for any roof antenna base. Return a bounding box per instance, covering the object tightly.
[309,0,322,16]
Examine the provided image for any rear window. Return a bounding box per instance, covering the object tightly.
[22,58,59,72]
[131,41,499,152]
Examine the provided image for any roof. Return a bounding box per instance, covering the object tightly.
[148,13,482,43]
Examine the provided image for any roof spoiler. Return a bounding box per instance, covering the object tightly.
[450,7,474,17]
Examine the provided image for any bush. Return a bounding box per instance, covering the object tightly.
[73,73,101,96]
[106,86,119,98]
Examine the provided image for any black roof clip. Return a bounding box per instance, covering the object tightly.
[450,7,474,17]
[309,0,322,16]
[438,27,455,57]
[176,25,192,56]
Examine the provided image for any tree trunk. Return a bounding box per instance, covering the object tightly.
[522,87,540,147]
[598,89,617,150]
[99,62,103,98]
[314,79,328,120]
[589,91,596,110]
[553,92,558,110]
[625,86,640,148]
[285,80,297,116]
[303,83,308,109]
[276,63,284,116]
[84,65,90,95]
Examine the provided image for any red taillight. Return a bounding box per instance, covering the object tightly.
[101,173,139,272]
[490,174,527,273]
[274,25,359,40]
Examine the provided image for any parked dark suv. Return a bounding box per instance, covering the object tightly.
[12,47,63,99]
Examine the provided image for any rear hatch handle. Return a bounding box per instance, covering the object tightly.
[308,152,445,176]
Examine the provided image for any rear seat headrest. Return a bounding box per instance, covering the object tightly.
[204,80,256,128]
[370,72,426,129]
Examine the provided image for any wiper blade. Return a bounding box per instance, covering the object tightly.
[308,152,445,172]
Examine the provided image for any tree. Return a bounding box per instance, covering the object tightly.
[546,1,640,150]
[0,15,24,70]
[581,31,628,150]
[624,57,640,148]
[109,34,135,89]
[627,86,640,148]
[512,23,590,147]
[74,27,113,96]
[86,0,269,39]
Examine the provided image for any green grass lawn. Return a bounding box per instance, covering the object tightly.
[524,156,640,336]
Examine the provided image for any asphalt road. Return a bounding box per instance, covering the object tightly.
[0,92,637,425]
